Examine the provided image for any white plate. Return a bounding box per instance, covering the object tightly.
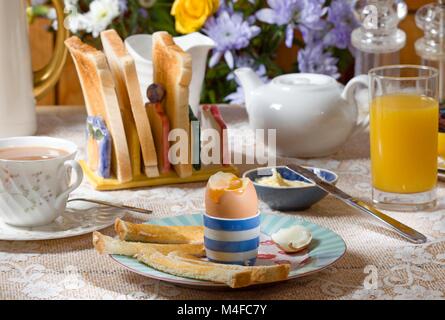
[0,195,125,241]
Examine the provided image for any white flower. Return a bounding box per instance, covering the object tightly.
[63,0,89,33]
[393,285,443,300]
[64,0,79,15]
[63,0,120,37]
[84,0,120,37]
[393,246,433,265]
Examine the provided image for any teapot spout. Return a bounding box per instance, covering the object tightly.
[234,68,264,112]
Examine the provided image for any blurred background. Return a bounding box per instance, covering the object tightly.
[28,0,427,106]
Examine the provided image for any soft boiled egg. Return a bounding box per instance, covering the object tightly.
[205,172,258,219]
[271,225,312,253]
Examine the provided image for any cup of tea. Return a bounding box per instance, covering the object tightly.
[0,136,83,227]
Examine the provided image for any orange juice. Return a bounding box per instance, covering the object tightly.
[370,94,438,194]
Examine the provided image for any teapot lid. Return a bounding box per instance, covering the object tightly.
[272,73,338,90]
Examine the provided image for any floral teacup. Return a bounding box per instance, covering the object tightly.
[0,136,83,227]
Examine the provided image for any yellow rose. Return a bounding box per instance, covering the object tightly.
[171,0,219,34]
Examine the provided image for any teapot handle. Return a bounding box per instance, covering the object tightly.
[33,0,69,100]
[341,75,369,137]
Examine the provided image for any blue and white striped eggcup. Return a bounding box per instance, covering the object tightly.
[203,212,261,266]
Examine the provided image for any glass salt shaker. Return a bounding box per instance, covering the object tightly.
[416,0,445,158]
[351,0,408,76]
[416,0,445,106]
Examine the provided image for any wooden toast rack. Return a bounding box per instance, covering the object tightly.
[66,30,237,191]
[80,163,237,191]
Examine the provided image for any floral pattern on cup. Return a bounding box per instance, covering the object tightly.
[0,137,83,227]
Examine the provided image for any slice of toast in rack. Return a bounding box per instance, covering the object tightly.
[65,36,132,183]
[201,105,230,166]
[146,103,172,174]
[101,30,159,178]
[152,32,193,178]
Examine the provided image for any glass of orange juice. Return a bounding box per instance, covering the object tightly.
[369,65,439,211]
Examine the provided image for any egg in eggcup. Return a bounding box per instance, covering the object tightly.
[204,172,261,266]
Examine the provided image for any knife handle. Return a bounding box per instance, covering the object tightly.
[348,199,427,244]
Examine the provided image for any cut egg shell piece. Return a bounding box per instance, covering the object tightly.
[271,225,312,253]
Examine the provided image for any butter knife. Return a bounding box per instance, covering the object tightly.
[286,164,427,244]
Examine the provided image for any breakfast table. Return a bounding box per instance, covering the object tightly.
[0,105,444,300]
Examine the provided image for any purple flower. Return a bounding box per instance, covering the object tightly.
[218,0,234,13]
[256,0,299,26]
[323,0,358,49]
[224,86,245,105]
[327,0,357,26]
[299,25,324,46]
[324,23,352,49]
[203,10,260,69]
[118,0,128,14]
[256,0,327,48]
[298,43,340,79]
[297,0,327,30]
[138,8,148,19]
[226,55,269,82]
[256,0,299,47]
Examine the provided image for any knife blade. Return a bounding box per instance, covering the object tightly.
[286,164,427,244]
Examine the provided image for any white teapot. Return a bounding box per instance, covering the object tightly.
[234,68,369,157]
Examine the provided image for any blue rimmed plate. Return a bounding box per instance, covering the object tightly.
[111,213,346,289]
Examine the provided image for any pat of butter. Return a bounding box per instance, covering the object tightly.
[256,168,310,188]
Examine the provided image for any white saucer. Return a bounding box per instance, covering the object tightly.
[0,197,125,241]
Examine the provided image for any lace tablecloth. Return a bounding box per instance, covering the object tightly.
[1,105,444,300]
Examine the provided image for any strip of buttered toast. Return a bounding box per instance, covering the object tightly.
[92,232,286,288]
[115,218,204,244]
[152,32,193,178]
[135,247,252,288]
[65,36,132,183]
[170,251,290,285]
[93,232,204,256]
[93,232,251,288]
[101,30,159,178]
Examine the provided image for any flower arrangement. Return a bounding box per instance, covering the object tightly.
[29,0,358,104]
